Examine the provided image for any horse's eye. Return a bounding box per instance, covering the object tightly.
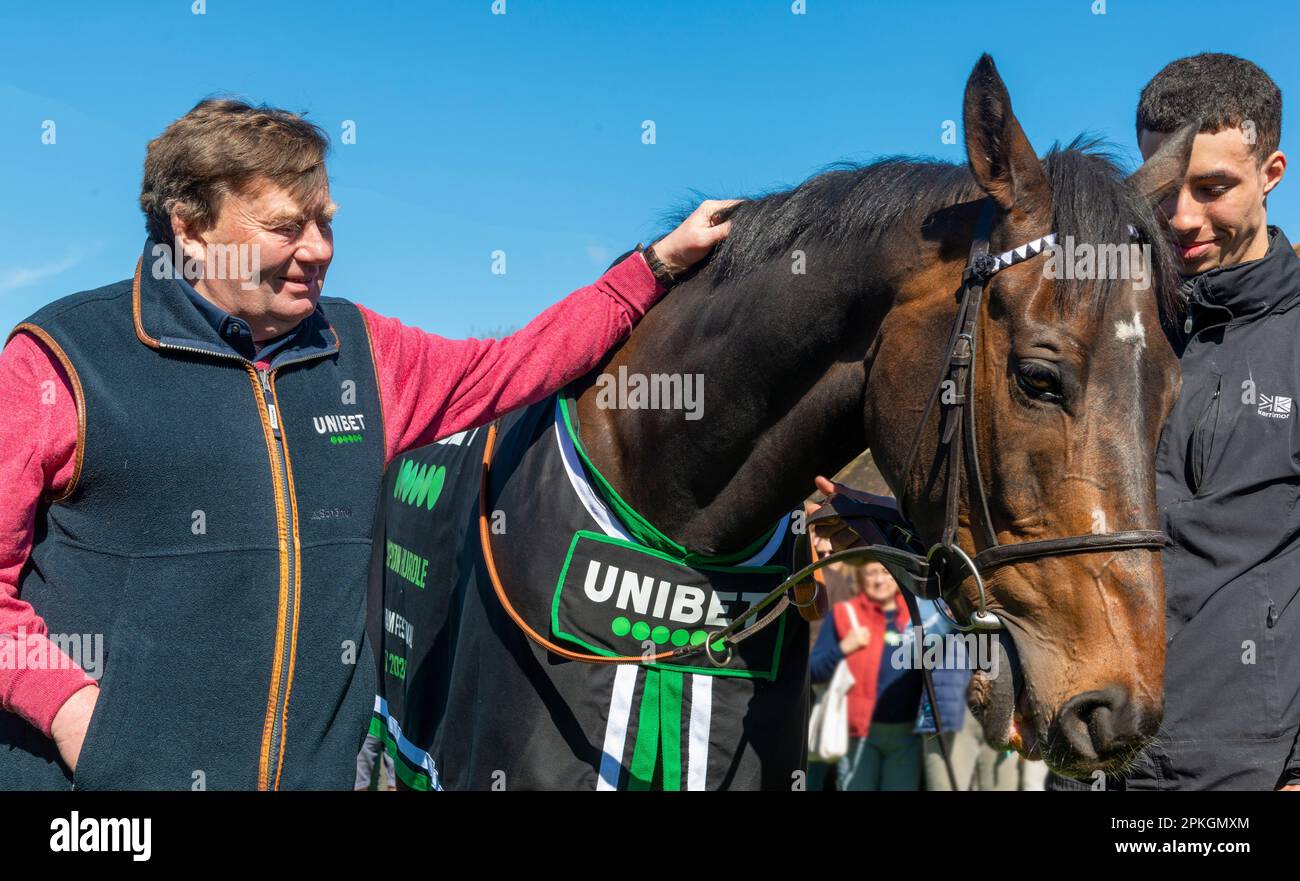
[1015,361,1064,404]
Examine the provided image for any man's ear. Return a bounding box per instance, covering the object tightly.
[1261,149,1286,199]
[170,207,208,266]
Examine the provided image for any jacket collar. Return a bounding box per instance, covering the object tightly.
[1185,226,1300,325]
[133,237,339,364]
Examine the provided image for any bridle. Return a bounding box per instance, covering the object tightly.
[886,198,1169,632]
[478,198,1169,660]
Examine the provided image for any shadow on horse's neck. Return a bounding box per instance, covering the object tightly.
[569,232,959,558]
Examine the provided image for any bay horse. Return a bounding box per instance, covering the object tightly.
[372,54,1193,787]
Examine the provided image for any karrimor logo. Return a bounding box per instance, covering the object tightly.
[1259,393,1292,419]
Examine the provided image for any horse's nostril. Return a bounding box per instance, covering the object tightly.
[1056,685,1150,760]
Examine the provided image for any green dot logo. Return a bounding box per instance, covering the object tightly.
[394,460,447,511]
[630,621,651,641]
[671,629,689,647]
[650,625,670,645]
[611,616,631,637]
[690,631,708,647]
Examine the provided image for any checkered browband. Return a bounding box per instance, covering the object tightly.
[965,223,1143,283]
[988,231,1059,273]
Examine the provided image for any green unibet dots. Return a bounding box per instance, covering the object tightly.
[631,621,651,641]
[611,616,631,637]
[690,631,708,646]
[671,629,689,647]
[711,640,726,653]
[650,625,670,645]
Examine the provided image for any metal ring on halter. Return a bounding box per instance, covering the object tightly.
[704,634,734,667]
[787,579,820,609]
[926,542,1003,632]
[935,596,1004,633]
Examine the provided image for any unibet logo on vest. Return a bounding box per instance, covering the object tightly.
[551,532,789,679]
[313,412,367,445]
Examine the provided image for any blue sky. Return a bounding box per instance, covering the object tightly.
[1,0,1296,338]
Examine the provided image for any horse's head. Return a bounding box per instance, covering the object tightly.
[873,55,1193,779]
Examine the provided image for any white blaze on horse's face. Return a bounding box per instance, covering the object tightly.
[1115,312,1147,357]
[1091,508,1107,534]
[1108,304,1152,488]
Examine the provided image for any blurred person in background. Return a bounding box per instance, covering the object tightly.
[811,560,922,791]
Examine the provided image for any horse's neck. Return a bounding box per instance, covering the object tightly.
[573,257,884,556]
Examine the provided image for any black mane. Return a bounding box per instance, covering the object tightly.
[656,137,1181,322]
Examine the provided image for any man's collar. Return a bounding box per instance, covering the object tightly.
[1184,226,1300,323]
[134,237,339,365]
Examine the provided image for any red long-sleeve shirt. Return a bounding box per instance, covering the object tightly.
[0,251,663,737]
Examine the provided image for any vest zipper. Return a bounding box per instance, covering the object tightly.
[149,340,303,791]
[257,367,298,791]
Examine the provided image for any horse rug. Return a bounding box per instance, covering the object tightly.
[365,389,810,790]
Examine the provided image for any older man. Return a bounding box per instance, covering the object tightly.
[0,98,731,790]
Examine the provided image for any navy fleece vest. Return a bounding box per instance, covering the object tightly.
[0,242,383,790]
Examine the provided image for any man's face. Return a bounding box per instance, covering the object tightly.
[177,177,336,340]
[1138,126,1285,274]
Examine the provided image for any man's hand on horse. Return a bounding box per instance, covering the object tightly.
[809,474,882,553]
[651,199,743,275]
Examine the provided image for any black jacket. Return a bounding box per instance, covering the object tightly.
[1125,227,1300,790]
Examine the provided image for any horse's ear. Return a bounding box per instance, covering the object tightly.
[963,54,1049,218]
[1128,122,1197,205]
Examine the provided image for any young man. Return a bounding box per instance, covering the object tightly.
[1055,53,1299,791]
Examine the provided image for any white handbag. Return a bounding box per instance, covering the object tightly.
[808,605,859,763]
